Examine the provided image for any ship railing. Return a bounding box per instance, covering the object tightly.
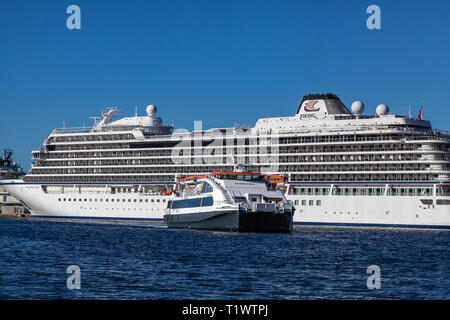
[214,200,234,206]
[52,127,94,134]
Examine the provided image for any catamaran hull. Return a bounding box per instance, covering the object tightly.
[163,210,293,233]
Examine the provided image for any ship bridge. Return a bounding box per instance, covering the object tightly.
[97,105,173,135]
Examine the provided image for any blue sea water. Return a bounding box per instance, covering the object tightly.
[0,217,448,299]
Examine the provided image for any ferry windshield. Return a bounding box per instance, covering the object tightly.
[213,173,265,182]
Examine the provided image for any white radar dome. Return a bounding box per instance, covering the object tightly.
[376,104,389,115]
[146,105,157,116]
[351,101,365,115]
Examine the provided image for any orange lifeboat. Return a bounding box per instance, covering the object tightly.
[179,175,207,183]
[264,174,288,184]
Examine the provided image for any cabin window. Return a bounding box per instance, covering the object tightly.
[201,182,213,193]
[171,198,202,209]
[201,197,214,207]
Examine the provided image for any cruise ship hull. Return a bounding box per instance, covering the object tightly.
[2,181,448,229]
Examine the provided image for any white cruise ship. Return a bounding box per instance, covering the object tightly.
[1,93,449,228]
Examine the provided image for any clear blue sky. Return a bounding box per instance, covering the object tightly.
[1,0,449,170]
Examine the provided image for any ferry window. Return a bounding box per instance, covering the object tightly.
[294,200,299,205]
[68,198,71,201]
[100,199,103,202]
[122,199,125,202]
[145,199,148,203]
[302,200,306,206]
[79,199,82,202]
[111,199,114,202]
[84,199,87,201]
[201,197,214,207]
[74,199,76,202]
[163,199,166,202]
[309,200,313,206]
[202,182,213,193]
[151,199,154,202]
[95,199,97,202]
[157,199,160,202]
[134,199,137,202]
[128,199,131,202]
[106,199,108,202]
[140,199,142,202]
[316,200,321,206]
[58,198,61,201]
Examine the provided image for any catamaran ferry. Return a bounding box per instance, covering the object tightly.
[1,93,449,228]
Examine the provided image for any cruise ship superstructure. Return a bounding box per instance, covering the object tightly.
[1,94,449,228]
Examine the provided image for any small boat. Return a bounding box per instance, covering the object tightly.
[163,169,294,233]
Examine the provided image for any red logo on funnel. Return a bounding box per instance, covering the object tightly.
[304,100,320,112]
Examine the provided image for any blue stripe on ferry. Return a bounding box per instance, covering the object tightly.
[293,221,450,230]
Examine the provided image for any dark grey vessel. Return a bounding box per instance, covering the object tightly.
[164,209,293,233]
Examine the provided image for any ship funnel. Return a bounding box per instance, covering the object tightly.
[296,93,352,117]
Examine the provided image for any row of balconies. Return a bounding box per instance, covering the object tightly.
[29,163,439,175]
[24,172,437,184]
